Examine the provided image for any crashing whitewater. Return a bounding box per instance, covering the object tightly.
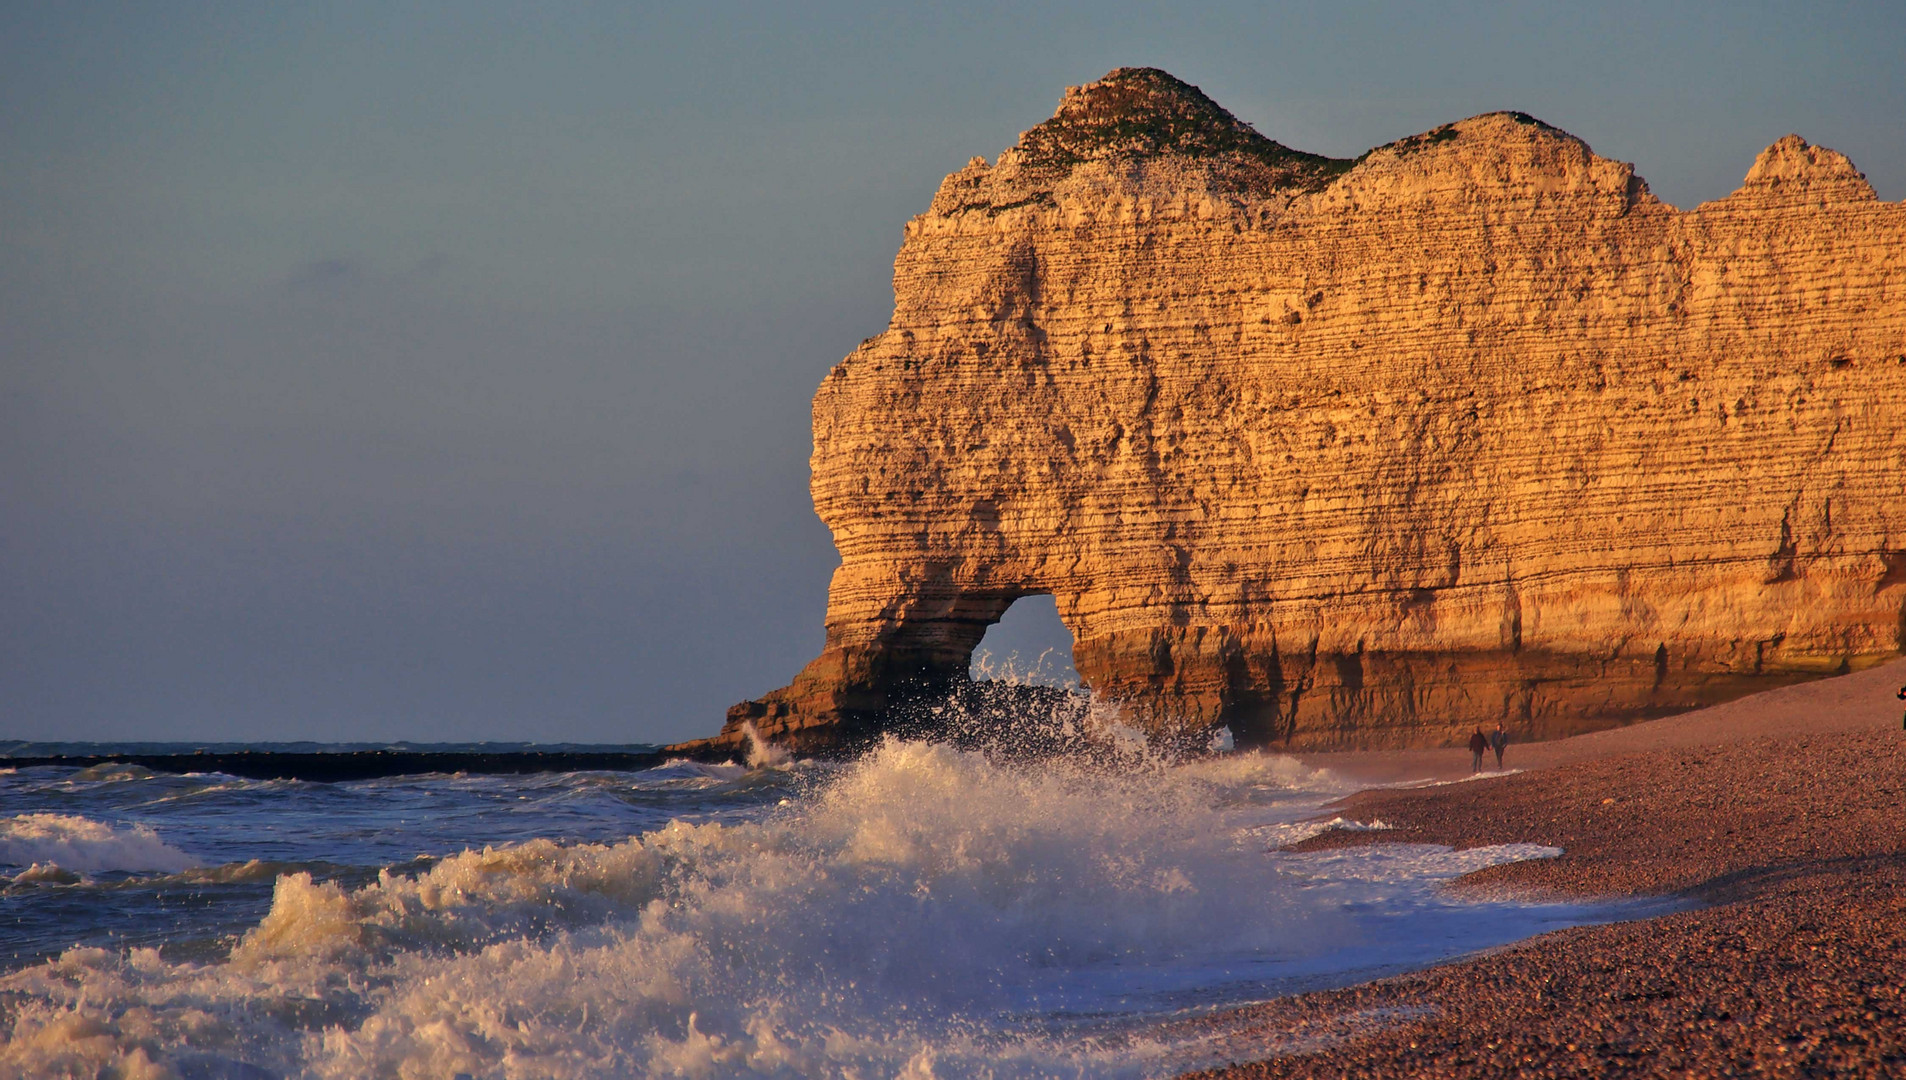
[0,739,1597,1078]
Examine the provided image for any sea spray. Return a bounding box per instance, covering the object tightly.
[0,741,1358,1077]
[739,722,791,769]
[0,741,1609,1078]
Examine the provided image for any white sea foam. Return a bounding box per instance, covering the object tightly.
[1395,767,1528,788]
[1252,816,1394,850]
[654,758,755,782]
[0,741,1596,1078]
[740,721,792,768]
[0,813,198,875]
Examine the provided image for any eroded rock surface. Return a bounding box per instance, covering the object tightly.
[679,68,1906,755]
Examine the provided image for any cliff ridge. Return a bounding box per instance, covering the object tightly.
[673,69,1906,757]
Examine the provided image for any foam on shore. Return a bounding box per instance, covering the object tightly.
[0,741,1604,1078]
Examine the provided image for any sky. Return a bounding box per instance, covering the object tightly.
[4,2,1903,745]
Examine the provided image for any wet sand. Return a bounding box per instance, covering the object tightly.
[1182,657,1906,1078]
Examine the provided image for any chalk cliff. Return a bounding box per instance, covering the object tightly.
[681,68,1906,755]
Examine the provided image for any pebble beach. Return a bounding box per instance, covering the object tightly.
[1183,657,1906,1078]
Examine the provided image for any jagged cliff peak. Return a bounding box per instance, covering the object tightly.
[1002,67,1351,189]
[1369,111,1569,155]
[1736,134,1876,201]
[932,76,1630,219]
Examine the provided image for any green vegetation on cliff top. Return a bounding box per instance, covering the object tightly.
[1013,68,1568,191]
[1013,68,1353,190]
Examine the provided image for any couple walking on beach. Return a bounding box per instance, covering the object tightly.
[1460,687,1902,775]
[1469,723,1508,773]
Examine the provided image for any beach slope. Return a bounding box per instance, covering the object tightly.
[1187,657,1906,1077]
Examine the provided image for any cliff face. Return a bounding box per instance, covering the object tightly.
[688,68,1906,755]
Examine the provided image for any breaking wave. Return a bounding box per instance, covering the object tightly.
[0,742,1340,1076]
[0,741,1583,1078]
[0,813,198,877]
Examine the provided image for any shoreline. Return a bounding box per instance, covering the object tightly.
[1183,656,1906,1077]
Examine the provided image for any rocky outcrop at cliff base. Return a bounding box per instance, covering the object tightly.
[675,68,1906,757]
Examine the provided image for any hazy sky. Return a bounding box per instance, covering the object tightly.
[5,2,1902,745]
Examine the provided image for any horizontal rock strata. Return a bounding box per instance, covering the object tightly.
[679,67,1906,755]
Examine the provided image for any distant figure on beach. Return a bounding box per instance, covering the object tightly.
[1489,722,1508,769]
[1468,728,1488,774]
[1898,685,1905,729]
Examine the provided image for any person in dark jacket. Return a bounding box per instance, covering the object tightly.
[1898,685,1905,730]
[1469,728,1488,774]
[1489,722,1509,769]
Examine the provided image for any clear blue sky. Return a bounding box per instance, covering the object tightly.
[5,2,1902,744]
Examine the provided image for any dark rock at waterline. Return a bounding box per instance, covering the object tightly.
[669,678,1222,765]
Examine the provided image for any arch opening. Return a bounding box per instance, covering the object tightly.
[968,593,1080,687]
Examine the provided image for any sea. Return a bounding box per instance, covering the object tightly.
[0,714,1633,1078]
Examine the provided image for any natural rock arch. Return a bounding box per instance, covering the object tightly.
[673,68,1906,757]
[968,593,1080,682]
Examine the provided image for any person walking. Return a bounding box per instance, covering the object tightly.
[1898,685,1905,730]
[1468,727,1488,774]
[1489,722,1509,770]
